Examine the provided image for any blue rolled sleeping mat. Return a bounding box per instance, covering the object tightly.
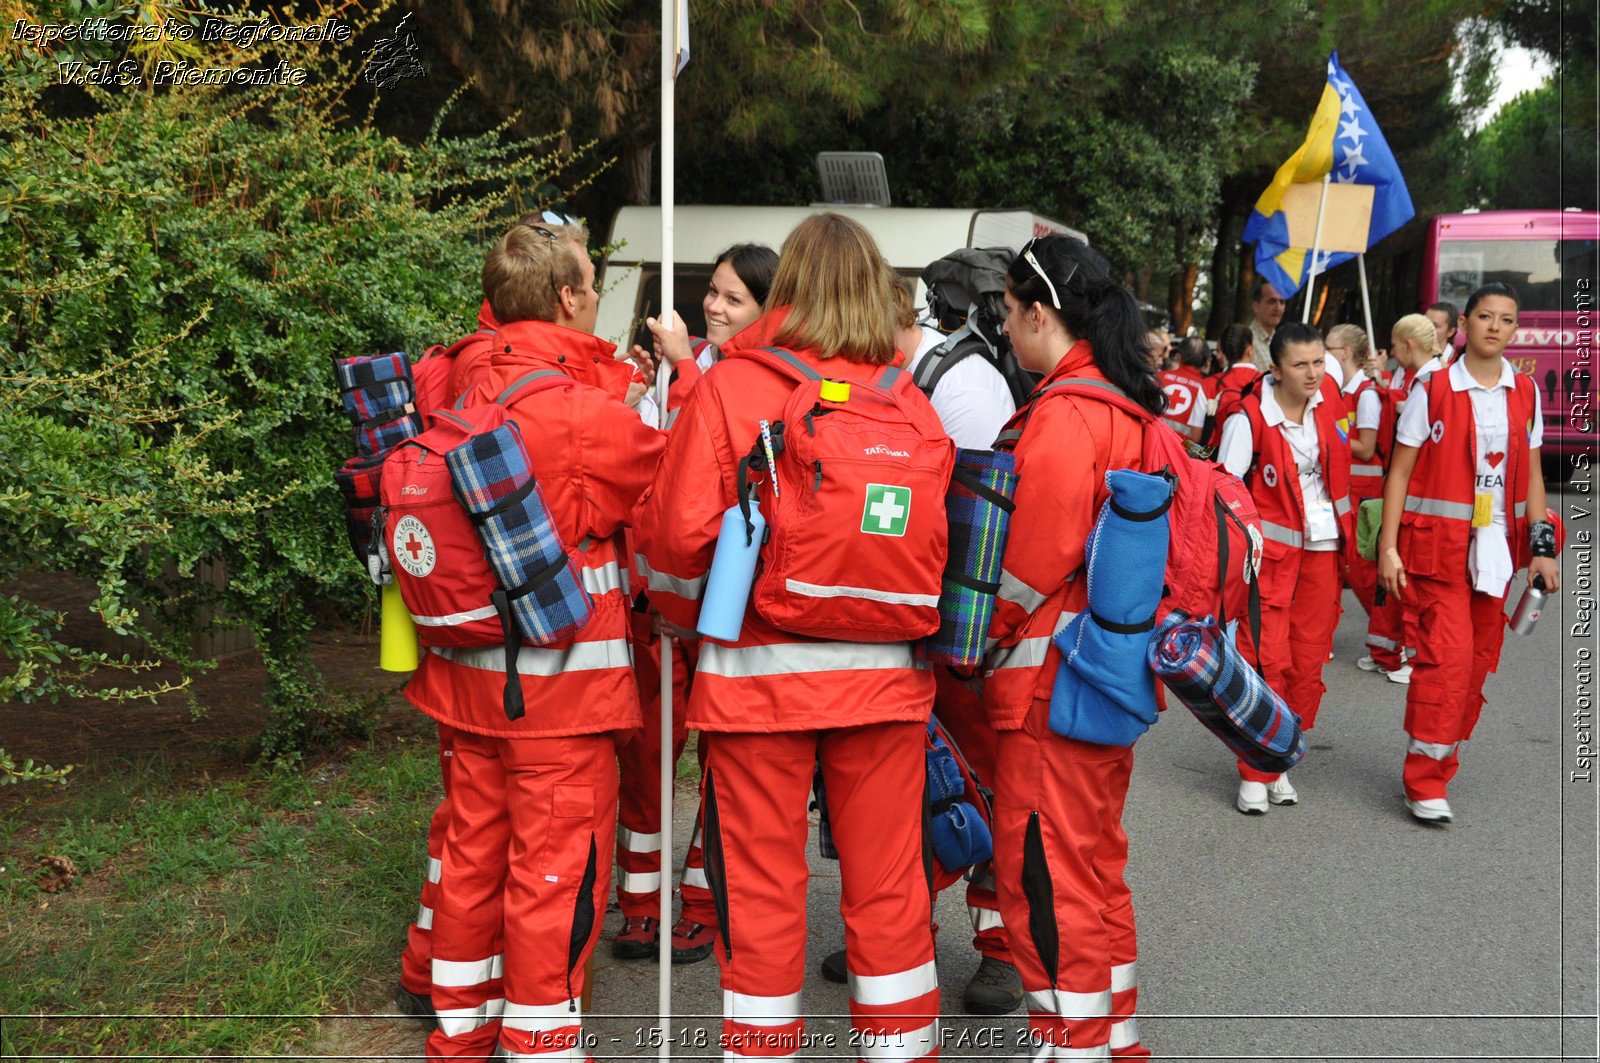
[1148,612,1307,774]
[1048,468,1171,746]
[918,448,1018,672]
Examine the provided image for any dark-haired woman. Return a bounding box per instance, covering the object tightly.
[1215,323,1353,815]
[985,235,1159,1061]
[615,243,778,964]
[1379,283,1559,825]
[1204,323,1264,447]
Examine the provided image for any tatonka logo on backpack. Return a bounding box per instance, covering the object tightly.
[392,515,437,577]
[861,483,912,537]
[863,444,911,458]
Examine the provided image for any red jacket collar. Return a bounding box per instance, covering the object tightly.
[1171,365,1204,383]
[490,319,628,401]
[478,300,500,330]
[1038,340,1100,387]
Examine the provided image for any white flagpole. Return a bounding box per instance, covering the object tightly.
[1301,172,1332,325]
[657,0,677,1055]
[1356,252,1376,355]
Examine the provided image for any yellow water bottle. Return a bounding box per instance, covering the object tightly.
[380,582,420,672]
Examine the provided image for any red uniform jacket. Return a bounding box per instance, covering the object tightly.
[403,319,666,738]
[982,343,1146,732]
[631,308,936,733]
[1238,386,1355,566]
[1399,369,1536,581]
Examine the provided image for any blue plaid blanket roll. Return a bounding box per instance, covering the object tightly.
[1148,612,1307,773]
[444,421,592,647]
[918,449,1018,671]
[335,352,423,456]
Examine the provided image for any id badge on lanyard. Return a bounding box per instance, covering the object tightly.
[1305,495,1339,542]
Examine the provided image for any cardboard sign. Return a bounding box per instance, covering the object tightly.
[1283,181,1376,254]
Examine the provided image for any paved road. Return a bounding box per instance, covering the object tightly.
[356,491,1598,1062]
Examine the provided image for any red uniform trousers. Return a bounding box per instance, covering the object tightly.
[614,615,715,928]
[703,723,939,1062]
[930,670,1011,965]
[1345,543,1408,672]
[1236,549,1343,783]
[993,699,1149,1060]
[1401,575,1509,801]
[401,724,457,998]
[426,730,617,1063]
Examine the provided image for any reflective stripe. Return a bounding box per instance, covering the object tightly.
[849,960,939,1007]
[502,998,580,1032]
[784,579,941,610]
[858,1019,940,1062]
[427,856,442,884]
[1110,1017,1140,1050]
[665,407,682,429]
[1025,988,1112,1019]
[635,553,708,600]
[1365,633,1401,652]
[997,567,1049,612]
[725,988,802,1026]
[436,997,505,1037]
[698,640,917,679]
[1514,500,1528,518]
[1057,1046,1111,1060]
[682,865,709,890]
[581,560,626,598]
[411,604,499,627]
[969,906,1004,933]
[619,827,662,854]
[432,954,503,988]
[415,903,433,930]
[619,870,661,893]
[1408,738,1458,761]
[430,638,632,676]
[1259,520,1304,548]
[1405,495,1475,521]
[984,613,1078,677]
[1351,463,1385,476]
[1111,961,1137,994]
[1334,495,1353,516]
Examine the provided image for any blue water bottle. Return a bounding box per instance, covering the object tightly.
[697,494,766,641]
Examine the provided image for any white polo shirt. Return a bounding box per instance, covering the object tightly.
[1217,376,1340,551]
[1342,369,1384,431]
[904,325,1018,450]
[1395,357,1543,596]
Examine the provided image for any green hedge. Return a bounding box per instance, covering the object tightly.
[0,24,604,770]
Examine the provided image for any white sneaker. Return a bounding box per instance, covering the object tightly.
[1386,663,1413,685]
[1356,654,1382,672]
[1407,797,1453,823]
[1236,780,1269,815]
[1267,774,1299,805]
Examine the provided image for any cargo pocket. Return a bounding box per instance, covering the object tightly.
[701,769,733,962]
[1399,522,1441,578]
[564,834,599,1002]
[1020,810,1060,981]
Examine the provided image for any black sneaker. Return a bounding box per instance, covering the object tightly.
[611,915,661,960]
[394,985,435,1021]
[962,957,1023,1015]
[819,948,847,984]
[670,918,716,964]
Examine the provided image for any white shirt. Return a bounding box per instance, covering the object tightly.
[1323,354,1344,390]
[636,343,721,427]
[1343,369,1383,431]
[1216,377,1339,551]
[1394,357,1542,596]
[904,325,1018,449]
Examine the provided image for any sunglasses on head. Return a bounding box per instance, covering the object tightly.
[540,209,579,226]
[1020,237,1078,311]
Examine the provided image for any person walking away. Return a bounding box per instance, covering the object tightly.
[634,213,945,1062]
[1378,283,1559,824]
[1215,323,1354,814]
[983,235,1161,1060]
[1159,336,1210,442]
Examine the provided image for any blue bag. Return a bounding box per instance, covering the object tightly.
[1048,468,1171,746]
[926,718,993,873]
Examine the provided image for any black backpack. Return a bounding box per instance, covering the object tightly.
[915,247,1038,409]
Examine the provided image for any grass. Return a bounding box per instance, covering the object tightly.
[0,734,442,1058]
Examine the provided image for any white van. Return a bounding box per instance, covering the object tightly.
[596,205,1084,349]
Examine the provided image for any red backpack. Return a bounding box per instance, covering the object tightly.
[1007,377,1264,641]
[736,347,956,641]
[413,329,496,425]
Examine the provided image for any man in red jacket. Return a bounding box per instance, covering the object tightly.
[409,221,665,1063]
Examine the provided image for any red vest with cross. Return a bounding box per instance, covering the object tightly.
[1240,387,1354,559]
[1398,368,1536,581]
[1344,375,1397,502]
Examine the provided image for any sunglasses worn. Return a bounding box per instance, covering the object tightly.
[1020,237,1078,311]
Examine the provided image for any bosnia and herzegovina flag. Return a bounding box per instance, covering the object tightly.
[1242,52,1415,298]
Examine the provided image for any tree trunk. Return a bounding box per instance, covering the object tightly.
[1205,209,1239,338]
[1235,238,1256,327]
[623,138,654,206]
[1168,262,1198,334]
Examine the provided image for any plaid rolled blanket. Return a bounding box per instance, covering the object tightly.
[335,352,423,456]
[333,451,387,578]
[444,421,592,647]
[1148,611,1307,774]
[918,449,1018,671]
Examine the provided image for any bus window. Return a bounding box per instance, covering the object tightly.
[1437,238,1599,311]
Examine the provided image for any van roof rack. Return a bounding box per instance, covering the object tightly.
[817,152,891,207]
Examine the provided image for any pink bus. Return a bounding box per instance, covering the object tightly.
[1421,210,1598,457]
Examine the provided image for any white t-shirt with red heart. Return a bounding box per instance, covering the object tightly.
[1395,357,1543,596]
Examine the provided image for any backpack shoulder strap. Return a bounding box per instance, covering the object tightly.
[739,346,823,383]
[994,376,1150,448]
[911,326,979,396]
[495,368,569,406]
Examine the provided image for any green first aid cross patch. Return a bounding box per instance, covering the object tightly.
[861,483,911,537]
